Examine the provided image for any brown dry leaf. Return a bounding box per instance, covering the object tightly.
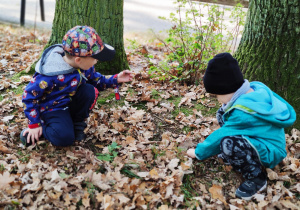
[291,183,300,193]
[111,122,125,132]
[64,193,72,206]
[96,192,104,203]
[209,184,227,205]
[125,109,145,125]
[164,118,174,124]
[137,172,149,178]
[0,171,15,190]
[149,168,159,179]
[140,45,148,55]
[168,158,179,171]
[178,92,196,107]
[159,205,170,210]
[103,194,114,210]
[0,141,10,153]
[1,115,14,123]
[200,183,208,193]
[114,194,131,205]
[267,168,279,180]
[125,136,136,145]
[91,172,111,190]
[82,190,90,208]
[180,162,191,171]
[20,75,32,82]
[280,200,300,210]
[160,102,175,111]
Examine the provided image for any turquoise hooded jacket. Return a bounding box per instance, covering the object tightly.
[195,82,296,169]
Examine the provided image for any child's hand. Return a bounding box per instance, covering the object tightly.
[117,70,134,83]
[187,148,196,158]
[23,127,43,145]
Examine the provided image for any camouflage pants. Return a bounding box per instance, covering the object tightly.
[218,136,264,180]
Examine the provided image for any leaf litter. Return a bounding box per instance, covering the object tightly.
[0,24,300,209]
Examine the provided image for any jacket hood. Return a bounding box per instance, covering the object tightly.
[231,81,296,128]
[35,44,75,76]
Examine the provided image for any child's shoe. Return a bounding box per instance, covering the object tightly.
[20,128,33,146]
[235,173,267,200]
[74,121,87,141]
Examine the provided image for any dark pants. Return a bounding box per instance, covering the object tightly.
[41,84,99,146]
[218,136,264,180]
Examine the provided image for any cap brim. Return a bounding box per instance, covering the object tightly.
[92,43,116,61]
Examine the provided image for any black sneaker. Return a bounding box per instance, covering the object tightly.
[74,121,87,141]
[235,174,267,200]
[20,128,33,146]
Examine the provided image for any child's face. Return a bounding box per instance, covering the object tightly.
[76,56,98,70]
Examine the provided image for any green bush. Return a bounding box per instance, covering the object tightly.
[149,0,246,85]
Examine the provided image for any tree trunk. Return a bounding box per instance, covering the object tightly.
[195,0,249,8]
[235,0,300,130]
[46,0,128,74]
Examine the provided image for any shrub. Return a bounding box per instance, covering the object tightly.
[148,0,246,85]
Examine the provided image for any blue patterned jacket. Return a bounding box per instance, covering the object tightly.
[22,44,118,128]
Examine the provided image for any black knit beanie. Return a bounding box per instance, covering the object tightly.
[203,53,244,95]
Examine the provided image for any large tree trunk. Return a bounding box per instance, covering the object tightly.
[46,0,128,74]
[235,0,300,130]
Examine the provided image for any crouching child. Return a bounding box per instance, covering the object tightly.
[21,25,133,147]
[187,53,296,200]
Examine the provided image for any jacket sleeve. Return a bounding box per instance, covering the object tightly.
[22,74,53,128]
[195,109,245,160]
[195,128,223,160]
[86,66,119,91]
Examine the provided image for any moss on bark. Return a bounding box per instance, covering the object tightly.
[235,0,300,130]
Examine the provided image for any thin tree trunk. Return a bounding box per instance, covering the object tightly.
[46,0,128,74]
[235,0,300,130]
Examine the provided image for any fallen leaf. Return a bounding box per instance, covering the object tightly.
[1,115,14,122]
[267,168,279,180]
[111,122,125,132]
[0,171,15,189]
[149,168,159,179]
[209,184,227,205]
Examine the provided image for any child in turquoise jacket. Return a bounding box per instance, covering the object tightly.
[187,53,296,200]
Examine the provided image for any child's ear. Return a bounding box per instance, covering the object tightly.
[74,57,81,64]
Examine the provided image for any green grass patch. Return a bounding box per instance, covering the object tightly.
[12,65,36,81]
[120,165,141,179]
[97,93,116,105]
[131,101,148,110]
[17,150,31,163]
[96,142,121,162]
[12,84,25,95]
[151,146,166,159]
[151,89,161,99]
[167,96,219,119]
[181,174,199,202]
[0,164,5,172]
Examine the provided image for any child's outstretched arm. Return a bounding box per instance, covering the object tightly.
[117,70,134,83]
[87,67,133,91]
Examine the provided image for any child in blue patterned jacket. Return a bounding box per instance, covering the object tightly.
[187,53,296,200]
[21,25,133,147]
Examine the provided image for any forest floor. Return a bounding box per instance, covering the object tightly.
[0,23,300,210]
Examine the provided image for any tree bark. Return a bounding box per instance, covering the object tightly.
[46,0,128,74]
[235,0,300,130]
[195,0,249,8]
